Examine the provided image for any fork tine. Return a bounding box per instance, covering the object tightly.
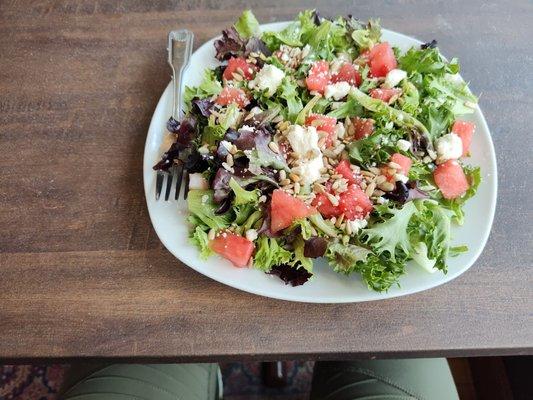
[164,167,175,201]
[155,171,165,200]
[183,170,189,200]
[175,164,184,200]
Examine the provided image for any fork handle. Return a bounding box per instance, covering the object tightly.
[168,30,194,120]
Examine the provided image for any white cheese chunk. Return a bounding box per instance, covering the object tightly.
[346,218,368,234]
[436,133,463,163]
[334,122,345,139]
[286,124,323,185]
[188,173,209,190]
[396,139,412,152]
[384,69,407,88]
[245,229,258,242]
[250,64,285,97]
[394,173,409,183]
[324,82,351,100]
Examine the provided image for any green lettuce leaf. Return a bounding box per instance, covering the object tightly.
[229,177,260,225]
[326,241,372,274]
[357,254,405,292]
[296,94,321,124]
[279,78,304,122]
[187,190,232,230]
[408,200,453,272]
[229,177,259,205]
[350,19,381,50]
[325,241,404,292]
[399,47,459,76]
[363,202,419,261]
[253,236,292,272]
[189,226,214,260]
[288,218,314,240]
[309,213,339,237]
[262,22,303,49]
[426,76,477,116]
[327,98,363,119]
[202,103,241,144]
[292,236,313,272]
[349,87,430,135]
[399,80,420,114]
[184,69,222,111]
[234,10,260,38]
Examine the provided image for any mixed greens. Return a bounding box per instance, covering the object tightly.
[154,10,480,292]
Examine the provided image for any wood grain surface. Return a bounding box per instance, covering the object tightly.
[0,0,532,361]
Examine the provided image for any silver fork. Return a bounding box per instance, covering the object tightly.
[155,29,194,201]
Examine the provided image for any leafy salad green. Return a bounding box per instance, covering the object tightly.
[154,10,481,292]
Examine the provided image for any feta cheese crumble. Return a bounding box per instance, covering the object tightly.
[334,122,345,139]
[396,139,411,152]
[324,82,351,100]
[189,173,209,190]
[245,229,258,242]
[436,133,463,163]
[384,69,407,88]
[286,124,324,185]
[346,218,368,234]
[249,64,285,96]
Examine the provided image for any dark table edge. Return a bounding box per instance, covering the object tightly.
[2,347,532,365]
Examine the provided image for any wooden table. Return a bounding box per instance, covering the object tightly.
[1,0,532,363]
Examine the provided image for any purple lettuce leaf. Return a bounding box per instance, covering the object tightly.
[244,37,272,58]
[304,237,328,258]
[268,263,313,286]
[191,98,214,117]
[214,27,246,61]
[214,26,271,62]
[211,167,278,204]
[384,181,429,204]
[153,116,198,171]
[234,126,288,173]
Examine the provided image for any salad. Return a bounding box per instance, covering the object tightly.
[154,10,480,292]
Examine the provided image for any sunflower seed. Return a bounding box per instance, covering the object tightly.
[326,192,339,206]
[375,175,387,185]
[365,181,376,196]
[369,166,381,175]
[231,72,243,81]
[268,141,280,153]
[279,170,287,180]
[280,178,291,186]
[378,181,395,191]
[345,221,353,235]
[388,161,402,170]
[289,173,301,182]
[335,213,345,228]
[226,154,234,167]
[313,183,325,193]
[222,162,234,173]
[294,182,301,194]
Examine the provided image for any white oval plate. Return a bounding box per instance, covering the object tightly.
[143,22,497,303]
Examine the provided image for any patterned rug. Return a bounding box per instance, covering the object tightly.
[0,362,313,399]
[0,365,65,400]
